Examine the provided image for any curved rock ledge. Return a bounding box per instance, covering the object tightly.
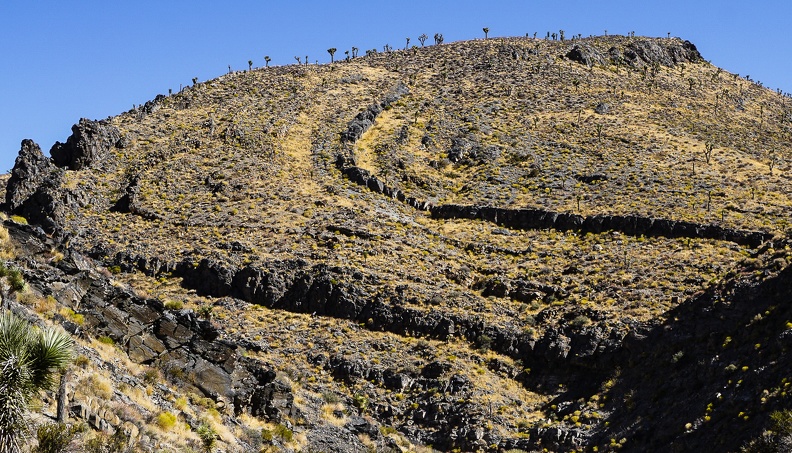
[430,204,773,247]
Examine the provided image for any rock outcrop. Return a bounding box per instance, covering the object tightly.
[566,44,606,67]
[50,118,122,170]
[430,204,772,247]
[5,140,58,211]
[5,221,290,419]
[623,39,702,67]
[4,140,74,233]
[340,83,409,143]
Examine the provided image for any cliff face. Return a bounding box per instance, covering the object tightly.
[3,34,792,452]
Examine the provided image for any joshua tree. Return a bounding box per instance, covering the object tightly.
[0,311,73,453]
[265,56,271,67]
[405,37,410,50]
[327,48,337,63]
[192,77,198,86]
[418,34,428,46]
[305,55,308,65]
[352,47,359,58]
[248,60,253,71]
[383,44,391,52]
[344,50,349,61]
[434,33,444,45]
[295,56,301,65]
[559,30,565,41]
[704,141,715,164]
[228,64,231,74]
[483,27,489,39]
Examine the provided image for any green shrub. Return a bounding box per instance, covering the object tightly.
[274,423,293,442]
[83,430,129,453]
[569,315,591,327]
[196,423,217,452]
[321,391,341,403]
[771,409,792,435]
[156,412,177,431]
[197,304,213,319]
[477,334,493,351]
[164,300,184,310]
[33,422,84,453]
[7,268,26,293]
[97,336,115,345]
[353,393,369,411]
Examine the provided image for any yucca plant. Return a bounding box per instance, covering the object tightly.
[0,311,73,453]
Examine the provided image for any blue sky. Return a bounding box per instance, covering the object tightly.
[1,0,789,174]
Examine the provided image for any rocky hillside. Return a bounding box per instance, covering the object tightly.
[2,34,792,452]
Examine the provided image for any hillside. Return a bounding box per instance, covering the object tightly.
[2,34,792,452]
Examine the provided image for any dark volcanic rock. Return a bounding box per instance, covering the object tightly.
[6,140,57,211]
[4,140,80,233]
[50,118,121,170]
[566,44,606,67]
[623,39,702,67]
[340,83,409,143]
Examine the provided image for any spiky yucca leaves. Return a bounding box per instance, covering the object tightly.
[0,311,73,453]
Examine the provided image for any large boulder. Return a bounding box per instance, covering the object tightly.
[5,140,57,211]
[623,39,702,67]
[50,118,121,170]
[566,44,606,67]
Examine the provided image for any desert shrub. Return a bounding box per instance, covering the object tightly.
[33,422,84,453]
[197,304,213,320]
[83,429,131,453]
[82,374,114,399]
[321,391,341,403]
[174,396,188,410]
[352,393,369,411]
[7,268,26,292]
[570,315,591,327]
[477,334,493,351]
[141,368,160,385]
[771,409,792,435]
[196,423,217,452]
[164,300,184,310]
[273,424,293,442]
[59,308,84,326]
[97,336,115,345]
[156,412,177,431]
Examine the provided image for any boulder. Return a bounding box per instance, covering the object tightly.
[50,118,121,170]
[595,102,610,114]
[5,140,57,211]
[566,44,606,67]
[623,39,702,68]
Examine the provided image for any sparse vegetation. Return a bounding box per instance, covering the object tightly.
[2,33,791,453]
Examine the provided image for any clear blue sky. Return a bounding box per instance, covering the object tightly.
[1,0,789,174]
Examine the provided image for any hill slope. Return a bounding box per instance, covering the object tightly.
[3,35,792,452]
